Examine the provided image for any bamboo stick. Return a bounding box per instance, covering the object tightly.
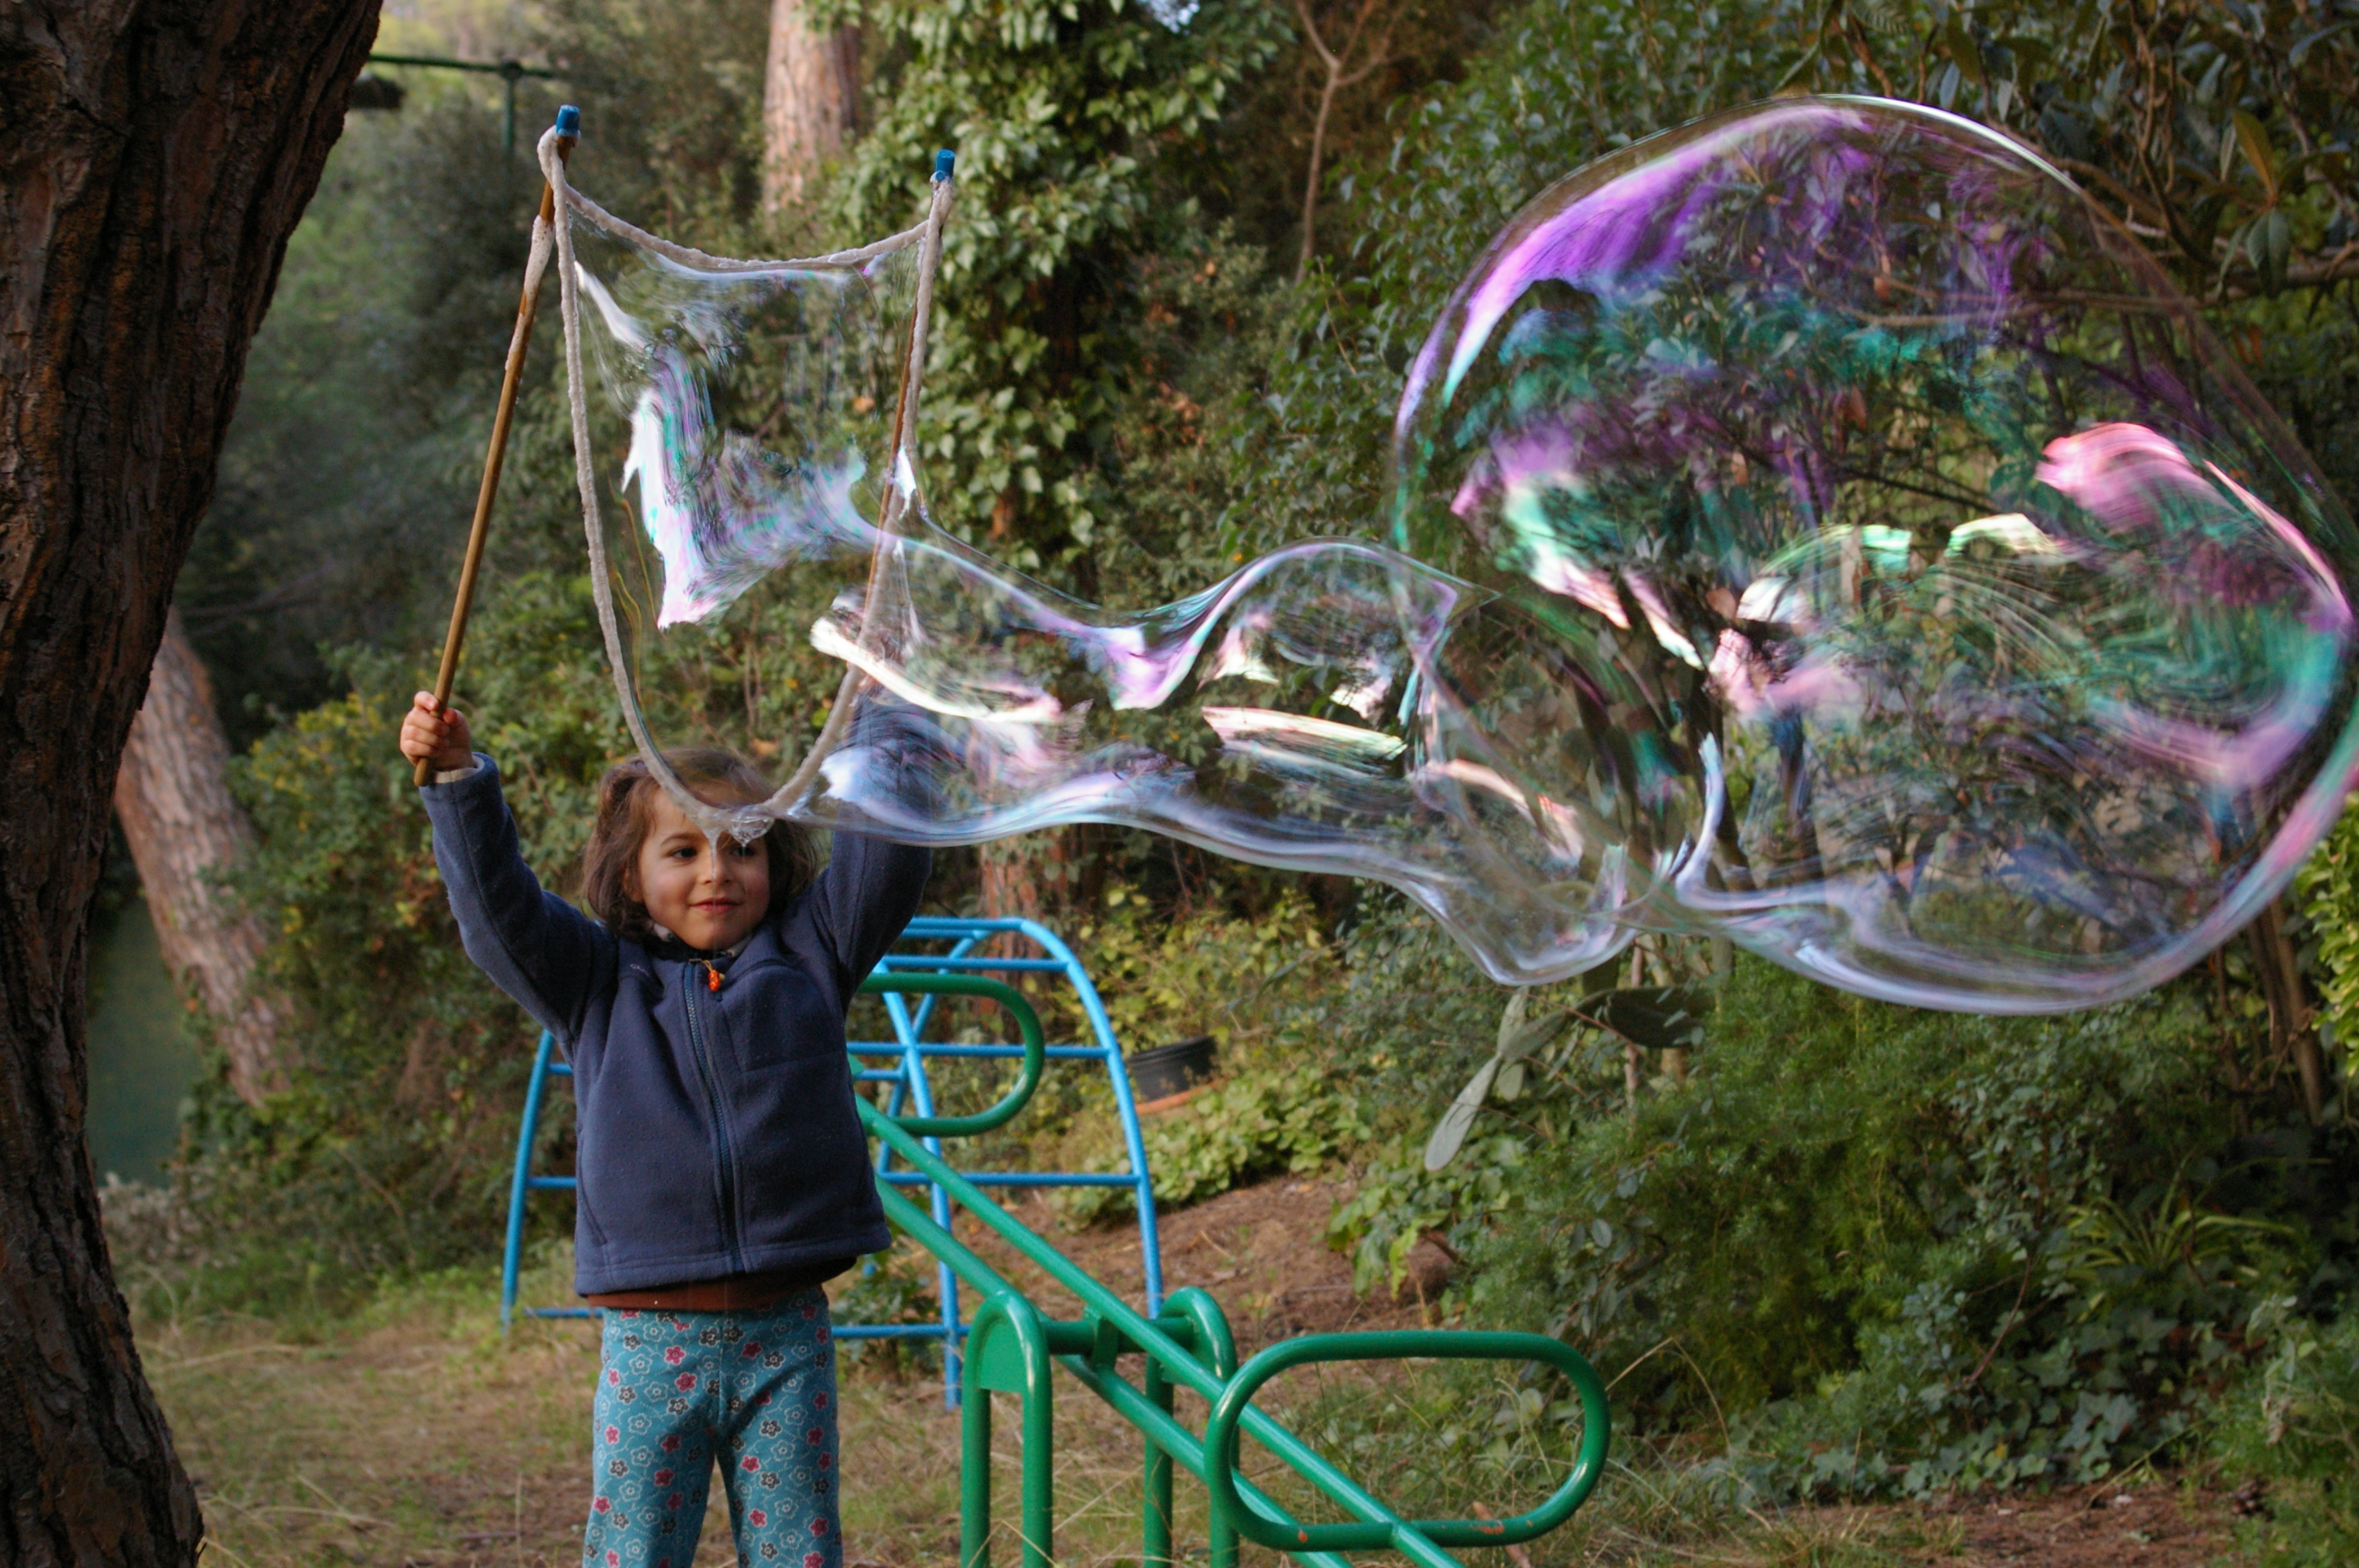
[415,107,579,786]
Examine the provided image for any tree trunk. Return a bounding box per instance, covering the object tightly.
[761,0,860,214]
[0,3,378,1562]
[114,611,287,1106]
[2247,899,2330,1123]
[978,833,1083,993]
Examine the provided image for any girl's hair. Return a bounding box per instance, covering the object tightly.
[581,750,817,942]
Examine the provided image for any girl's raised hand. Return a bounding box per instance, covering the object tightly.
[400,691,475,773]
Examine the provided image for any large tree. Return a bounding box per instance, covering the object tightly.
[761,0,860,215]
[0,2,380,1560]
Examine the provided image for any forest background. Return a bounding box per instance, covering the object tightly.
[96,0,2359,1557]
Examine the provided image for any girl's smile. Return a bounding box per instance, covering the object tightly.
[628,789,772,951]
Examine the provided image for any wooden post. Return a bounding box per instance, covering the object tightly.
[414,106,579,785]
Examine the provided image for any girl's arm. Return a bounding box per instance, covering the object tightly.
[805,699,935,989]
[405,699,611,1040]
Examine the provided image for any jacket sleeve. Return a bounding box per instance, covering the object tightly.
[804,702,935,992]
[420,754,612,1041]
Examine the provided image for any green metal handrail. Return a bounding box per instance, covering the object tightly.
[852,1093,1610,1566]
[1203,1331,1610,1555]
[856,972,1044,1137]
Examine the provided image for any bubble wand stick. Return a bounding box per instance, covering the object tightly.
[414,103,581,786]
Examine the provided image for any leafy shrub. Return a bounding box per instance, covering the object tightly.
[1063,889,1339,1057]
[1064,1062,1372,1226]
[2214,1301,2359,1564]
[1448,957,2346,1497]
[1040,891,1365,1222]
[175,591,629,1312]
[2298,804,2359,1091]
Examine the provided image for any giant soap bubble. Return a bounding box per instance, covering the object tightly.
[544,96,2359,1011]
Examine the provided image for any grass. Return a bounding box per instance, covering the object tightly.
[137,1252,2012,1568]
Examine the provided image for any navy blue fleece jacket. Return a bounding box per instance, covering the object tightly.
[421,757,927,1295]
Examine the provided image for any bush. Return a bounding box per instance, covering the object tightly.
[1038,891,1363,1221]
[1429,957,2350,1497]
[1063,1062,1372,1225]
[2214,1302,2359,1564]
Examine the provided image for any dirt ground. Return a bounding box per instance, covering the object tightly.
[1914,1486,2236,1566]
[150,1174,2254,1568]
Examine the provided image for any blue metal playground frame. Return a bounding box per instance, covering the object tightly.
[498,915,1166,1406]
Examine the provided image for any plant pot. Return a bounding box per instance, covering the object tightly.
[1126,1034,1217,1105]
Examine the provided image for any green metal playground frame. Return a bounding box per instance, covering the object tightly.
[504,932,1611,1566]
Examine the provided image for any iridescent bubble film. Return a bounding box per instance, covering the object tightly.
[565,96,2359,1009]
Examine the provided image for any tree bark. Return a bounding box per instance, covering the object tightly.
[0,2,378,1562]
[2247,899,2330,1123]
[114,610,286,1107]
[761,0,860,214]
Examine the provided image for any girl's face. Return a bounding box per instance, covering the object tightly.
[627,789,772,952]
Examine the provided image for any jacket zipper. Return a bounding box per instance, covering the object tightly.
[682,971,747,1274]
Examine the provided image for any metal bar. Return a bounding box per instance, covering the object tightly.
[1142,1352,1176,1568]
[862,1105,1514,1559]
[1054,1356,1352,1568]
[878,1171,1136,1189]
[1001,916,1165,1314]
[1201,1332,1610,1552]
[367,51,558,77]
[961,1324,996,1568]
[964,1294,1056,1568]
[500,1029,558,1331]
[902,931,983,1040]
[849,1043,1108,1060]
[874,956,1073,972]
[874,1178,1013,1301]
[871,975,961,1405]
[856,974,1043,1138]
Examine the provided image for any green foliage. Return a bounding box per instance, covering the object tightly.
[1331,1130,1530,1296]
[1241,0,1819,554]
[1066,1062,1371,1224]
[536,0,772,230]
[834,0,1288,564]
[1065,887,1335,1051]
[2298,801,2359,1086]
[2213,1301,2359,1563]
[1041,889,1363,1221]
[178,571,633,1311]
[188,93,548,746]
[184,672,524,1308]
[830,1241,950,1375]
[1450,957,2340,1497]
[1845,0,2359,303]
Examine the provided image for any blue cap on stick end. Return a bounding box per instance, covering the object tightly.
[934,148,956,181]
[555,104,582,137]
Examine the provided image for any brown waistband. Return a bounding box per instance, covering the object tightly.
[581,1258,852,1314]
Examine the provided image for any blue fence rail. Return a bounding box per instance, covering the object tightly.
[498,915,1167,1406]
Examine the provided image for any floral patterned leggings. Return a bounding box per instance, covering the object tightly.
[582,1290,841,1568]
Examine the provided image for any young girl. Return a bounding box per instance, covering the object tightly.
[400,691,929,1568]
